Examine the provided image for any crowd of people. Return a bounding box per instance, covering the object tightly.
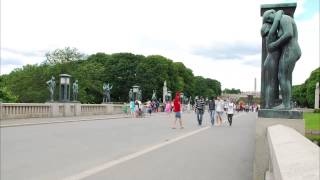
[124,92,259,129]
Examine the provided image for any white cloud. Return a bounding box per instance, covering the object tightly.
[1,0,318,91]
[293,12,320,85]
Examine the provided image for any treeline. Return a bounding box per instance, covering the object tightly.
[0,51,221,103]
[292,67,320,108]
[222,88,241,94]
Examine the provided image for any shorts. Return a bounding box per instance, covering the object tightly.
[175,112,181,118]
[216,111,223,116]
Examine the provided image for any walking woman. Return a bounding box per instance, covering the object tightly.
[227,100,235,126]
[165,101,172,115]
[172,92,183,129]
[215,97,224,126]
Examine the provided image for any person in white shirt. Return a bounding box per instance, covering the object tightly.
[215,97,224,126]
[227,100,236,126]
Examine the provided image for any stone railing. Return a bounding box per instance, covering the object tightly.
[0,103,53,119]
[266,125,319,180]
[0,103,125,120]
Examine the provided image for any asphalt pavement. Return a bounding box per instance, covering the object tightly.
[0,111,256,180]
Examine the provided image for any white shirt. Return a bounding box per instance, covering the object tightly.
[227,102,235,114]
[215,100,224,112]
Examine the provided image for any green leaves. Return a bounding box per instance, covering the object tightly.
[1,51,222,103]
[292,67,320,108]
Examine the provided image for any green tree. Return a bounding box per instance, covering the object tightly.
[2,51,222,103]
[292,67,320,108]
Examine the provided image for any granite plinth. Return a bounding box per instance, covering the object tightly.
[258,109,303,119]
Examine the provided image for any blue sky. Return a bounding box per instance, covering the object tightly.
[1,0,319,91]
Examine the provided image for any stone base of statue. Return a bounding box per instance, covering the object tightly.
[253,115,304,180]
[258,109,303,119]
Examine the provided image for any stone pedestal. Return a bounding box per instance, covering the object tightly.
[258,109,303,119]
[46,102,60,117]
[253,117,304,180]
[74,103,81,116]
[105,104,114,114]
[63,103,73,117]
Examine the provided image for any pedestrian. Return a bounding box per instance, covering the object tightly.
[172,92,183,129]
[129,100,135,117]
[134,100,140,117]
[165,101,171,115]
[146,100,152,116]
[215,96,224,126]
[227,100,235,126]
[208,97,216,126]
[195,96,205,126]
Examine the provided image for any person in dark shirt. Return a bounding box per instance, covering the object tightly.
[208,97,216,126]
[195,96,205,126]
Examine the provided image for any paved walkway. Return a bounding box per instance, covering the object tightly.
[1,112,256,180]
[0,113,131,127]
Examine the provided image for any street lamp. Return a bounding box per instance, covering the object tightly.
[59,74,71,102]
[167,90,172,101]
[132,85,140,101]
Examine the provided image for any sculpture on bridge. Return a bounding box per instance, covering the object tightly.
[261,9,301,110]
[46,76,56,102]
[152,90,157,101]
[72,80,79,101]
[129,89,133,102]
[103,82,113,103]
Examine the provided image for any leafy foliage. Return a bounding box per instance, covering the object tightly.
[1,52,222,103]
[292,67,320,108]
[223,88,241,94]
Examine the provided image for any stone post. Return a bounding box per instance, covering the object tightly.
[63,103,73,117]
[49,103,59,117]
[315,82,319,109]
[74,103,81,116]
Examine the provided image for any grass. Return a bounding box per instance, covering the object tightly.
[304,112,320,144]
[304,112,320,131]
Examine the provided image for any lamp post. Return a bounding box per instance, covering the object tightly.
[59,74,71,102]
[167,90,172,101]
[132,85,140,101]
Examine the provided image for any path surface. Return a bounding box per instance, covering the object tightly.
[0,112,256,180]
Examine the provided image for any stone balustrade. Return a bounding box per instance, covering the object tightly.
[0,103,125,120]
[0,103,52,119]
[266,125,319,180]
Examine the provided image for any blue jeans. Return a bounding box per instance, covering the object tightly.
[209,110,215,125]
[197,110,204,125]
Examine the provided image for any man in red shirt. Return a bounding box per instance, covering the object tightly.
[172,92,184,129]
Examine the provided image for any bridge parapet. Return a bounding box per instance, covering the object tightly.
[0,103,124,120]
[266,125,319,180]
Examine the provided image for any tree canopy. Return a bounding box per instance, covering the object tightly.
[222,88,241,94]
[292,67,320,108]
[1,51,221,103]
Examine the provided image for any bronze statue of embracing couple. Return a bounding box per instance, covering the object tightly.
[261,9,301,110]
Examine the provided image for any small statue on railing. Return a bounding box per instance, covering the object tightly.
[72,80,79,101]
[46,76,56,102]
[138,89,142,101]
[152,90,157,101]
[103,82,113,103]
[129,89,133,102]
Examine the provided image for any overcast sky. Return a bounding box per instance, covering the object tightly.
[1,0,319,91]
